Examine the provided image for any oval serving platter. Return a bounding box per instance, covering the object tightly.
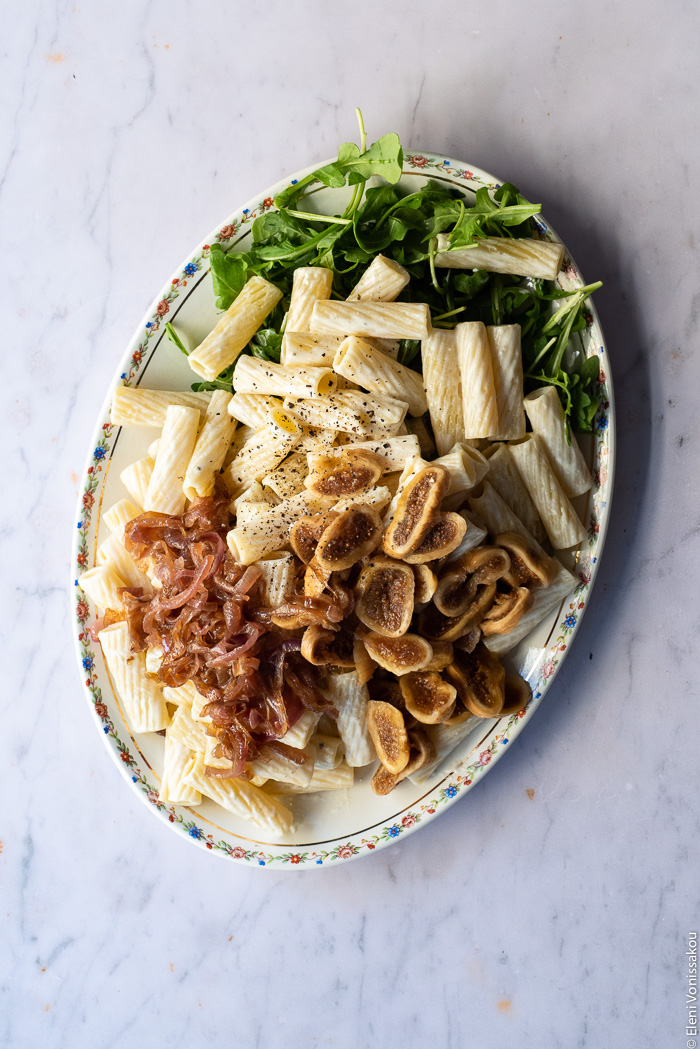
[72,150,614,870]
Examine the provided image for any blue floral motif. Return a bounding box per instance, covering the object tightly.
[258,859,265,865]
[145,321,153,329]
[564,615,577,629]
[94,447,106,460]
[76,522,82,530]
[189,826,203,839]
[597,416,609,431]
[445,784,458,798]
[82,656,94,671]
[184,262,197,276]
[387,825,401,838]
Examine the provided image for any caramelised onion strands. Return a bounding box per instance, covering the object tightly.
[121,484,333,776]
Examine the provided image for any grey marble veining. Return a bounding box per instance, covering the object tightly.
[2,2,698,1047]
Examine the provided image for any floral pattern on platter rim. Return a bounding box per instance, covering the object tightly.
[72,151,615,870]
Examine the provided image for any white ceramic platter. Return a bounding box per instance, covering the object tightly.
[72,150,614,869]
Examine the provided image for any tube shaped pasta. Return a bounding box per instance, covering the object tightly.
[256,552,297,606]
[483,443,547,544]
[281,332,344,367]
[409,718,478,785]
[280,709,321,749]
[456,321,498,439]
[183,390,237,501]
[99,622,168,733]
[262,452,308,499]
[102,498,141,539]
[509,434,587,549]
[120,455,154,508]
[264,762,354,794]
[484,566,577,655]
[159,736,201,805]
[422,328,466,455]
[145,405,200,515]
[468,480,543,552]
[435,233,565,280]
[336,390,408,433]
[487,325,526,440]
[233,355,337,399]
[524,386,593,497]
[434,443,489,496]
[184,753,294,834]
[324,673,376,767]
[228,490,333,564]
[227,393,279,429]
[188,275,283,381]
[97,534,151,591]
[78,564,127,612]
[222,415,300,495]
[333,336,427,417]
[111,386,211,427]
[347,254,410,302]
[285,266,334,333]
[283,394,369,435]
[310,300,430,340]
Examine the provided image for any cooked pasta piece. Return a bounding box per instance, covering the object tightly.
[406,415,436,457]
[285,266,334,332]
[508,435,587,549]
[111,386,211,427]
[79,564,127,612]
[483,443,547,544]
[222,414,300,495]
[227,392,278,429]
[422,328,465,455]
[120,455,154,509]
[456,321,498,439]
[228,490,334,564]
[162,681,199,709]
[145,405,200,515]
[435,233,565,280]
[310,300,431,340]
[279,709,321,749]
[159,736,201,805]
[346,254,410,302]
[524,386,593,497]
[434,442,489,496]
[188,275,283,381]
[283,394,369,435]
[99,622,168,733]
[233,356,337,398]
[487,325,526,440]
[333,336,427,417]
[324,673,376,766]
[281,332,345,367]
[256,552,297,606]
[484,566,578,655]
[408,718,478,784]
[102,498,141,539]
[248,743,316,788]
[183,390,237,501]
[184,753,294,834]
[311,435,419,474]
[468,480,543,551]
[311,734,344,769]
[96,534,151,591]
[336,390,409,434]
[332,485,392,514]
[167,705,211,751]
[264,762,354,794]
[262,452,308,499]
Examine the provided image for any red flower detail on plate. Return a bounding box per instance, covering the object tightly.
[203,244,210,251]
[408,154,429,168]
[94,702,108,718]
[465,779,473,785]
[146,789,159,805]
[206,842,213,850]
[262,197,274,209]
[77,552,88,566]
[289,854,301,864]
[219,224,236,240]
[132,349,143,363]
[479,750,492,766]
[336,845,355,859]
[518,709,527,719]
[402,815,417,828]
[366,842,376,849]
[172,278,179,285]
[120,752,131,763]
[156,300,169,317]
[82,491,94,510]
[168,814,175,822]
[76,601,89,620]
[230,846,247,859]
[426,807,436,814]
[460,170,474,180]
[542,659,556,679]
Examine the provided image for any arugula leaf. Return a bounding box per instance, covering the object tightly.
[209,244,249,310]
[249,328,283,363]
[453,269,490,299]
[165,322,189,356]
[336,133,404,184]
[398,339,421,367]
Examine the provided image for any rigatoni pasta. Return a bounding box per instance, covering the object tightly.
[145,404,200,515]
[508,434,587,549]
[188,275,282,381]
[524,385,593,497]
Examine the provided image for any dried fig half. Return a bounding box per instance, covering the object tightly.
[371,726,435,795]
[418,583,497,642]
[422,640,454,671]
[301,624,355,667]
[455,644,506,718]
[363,631,433,676]
[355,556,415,638]
[315,506,383,572]
[499,673,532,716]
[383,464,450,558]
[412,563,438,605]
[495,531,559,589]
[289,512,337,564]
[480,587,533,636]
[402,512,467,564]
[305,448,385,497]
[400,672,457,724]
[366,700,410,774]
[463,545,511,585]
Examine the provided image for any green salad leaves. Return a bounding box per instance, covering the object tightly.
[172,111,602,433]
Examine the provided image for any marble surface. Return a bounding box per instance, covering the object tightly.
[2,2,698,1046]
